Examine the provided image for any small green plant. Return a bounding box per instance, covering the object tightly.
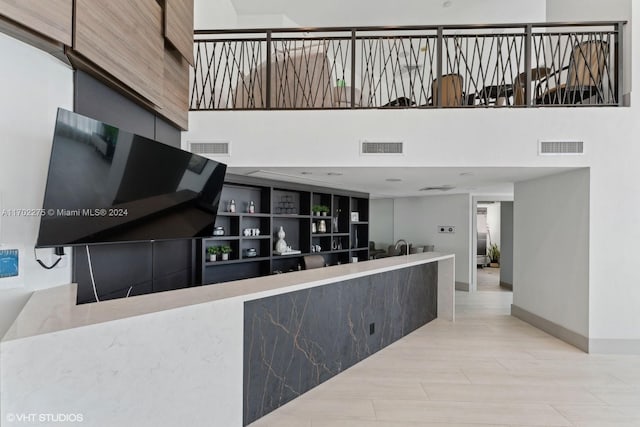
[206,246,219,255]
[312,205,324,214]
[488,243,500,264]
[320,205,330,213]
[220,245,232,254]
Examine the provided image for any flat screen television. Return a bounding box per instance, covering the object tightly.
[36,109,227,247]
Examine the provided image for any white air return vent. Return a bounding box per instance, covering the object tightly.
[189,141,230,156]
[360,141,404,155]
[539,140,584,155]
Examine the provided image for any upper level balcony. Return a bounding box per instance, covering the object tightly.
[190,21,626,111]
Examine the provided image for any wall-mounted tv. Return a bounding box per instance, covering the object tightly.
[36,109,227,247]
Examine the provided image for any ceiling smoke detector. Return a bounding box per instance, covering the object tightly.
[419,185,455,192]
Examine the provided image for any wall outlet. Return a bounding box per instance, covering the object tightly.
[438,225,456,234]
[369,322,375,335]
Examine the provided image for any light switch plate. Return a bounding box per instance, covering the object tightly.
[438,225,456,234]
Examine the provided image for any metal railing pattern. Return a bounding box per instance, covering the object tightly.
[190,22,625,110]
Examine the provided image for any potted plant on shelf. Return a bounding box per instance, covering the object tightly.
[488,243,500,267]
[220,245,232,261]
[207,246,219,262]
[320,205,330,216]
[312,205,323,216]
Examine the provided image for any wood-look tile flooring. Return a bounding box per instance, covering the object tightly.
[477,267,509,292]
[249,291,640,427]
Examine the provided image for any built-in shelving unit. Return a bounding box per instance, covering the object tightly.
[197,174,369,285]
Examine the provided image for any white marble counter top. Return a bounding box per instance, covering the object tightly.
[3,252,454,342]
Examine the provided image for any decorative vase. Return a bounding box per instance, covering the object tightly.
[222,253,229,261]
[318,220,327,233]
[209,254,216,262]
[312,223,317,233]
[275,226,288,253]
[332,216,339,232]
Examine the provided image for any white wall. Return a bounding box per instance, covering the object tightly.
[0,34,74,338]
[500,202,514,286]
[370,199,394,250]
[393,194,471,286]
[513,169,590,337]
[254,0,546,27]
[194,0,239,29]
[479,202,501,250]
[198,0,546,29]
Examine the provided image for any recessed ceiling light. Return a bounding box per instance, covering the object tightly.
[459,172,473,176]
[442,0,453,8]
[327,172,343,176]
[386,178,402,182]
[300,171,312,175]
[419,185,455,192]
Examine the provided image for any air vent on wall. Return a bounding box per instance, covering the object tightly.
[539,140,584,155]
[189,141,230,156]
[361,141,404,155]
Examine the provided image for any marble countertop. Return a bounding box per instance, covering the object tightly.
[3,252,454,342]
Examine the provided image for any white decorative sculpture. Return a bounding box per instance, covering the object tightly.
[275,226,288,253]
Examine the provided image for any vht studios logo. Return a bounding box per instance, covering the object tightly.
[6,413,84,423]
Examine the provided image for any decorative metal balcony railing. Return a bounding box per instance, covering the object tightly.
[190,22,625,110]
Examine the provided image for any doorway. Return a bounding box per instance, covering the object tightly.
[471,199,513,293]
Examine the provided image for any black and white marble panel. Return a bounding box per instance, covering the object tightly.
[243,263,438,425]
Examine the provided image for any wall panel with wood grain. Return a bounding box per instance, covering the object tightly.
[0,0,72,45]
[74,0,165,107]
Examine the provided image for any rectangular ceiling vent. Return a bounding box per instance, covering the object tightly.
[361,141,404,155]
[539,140,584,155]
[189,141,230,156]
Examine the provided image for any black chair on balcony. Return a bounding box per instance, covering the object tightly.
[535,40,609,105]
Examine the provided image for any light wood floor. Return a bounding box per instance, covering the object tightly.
[249,291,640,427]
[477,267,509,292]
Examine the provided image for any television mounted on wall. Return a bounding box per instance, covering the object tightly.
[36,109,227,247]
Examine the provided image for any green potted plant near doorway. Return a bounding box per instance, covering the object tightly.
[488,243,500,267]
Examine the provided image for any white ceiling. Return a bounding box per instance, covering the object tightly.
[227,166,578,198]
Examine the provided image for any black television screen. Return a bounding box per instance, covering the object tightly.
[36,109,227,247]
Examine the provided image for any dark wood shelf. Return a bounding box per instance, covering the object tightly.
[205,256,269,266]
[199,176,369,286]
[203,236,240,241]
[272,252,310,258]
